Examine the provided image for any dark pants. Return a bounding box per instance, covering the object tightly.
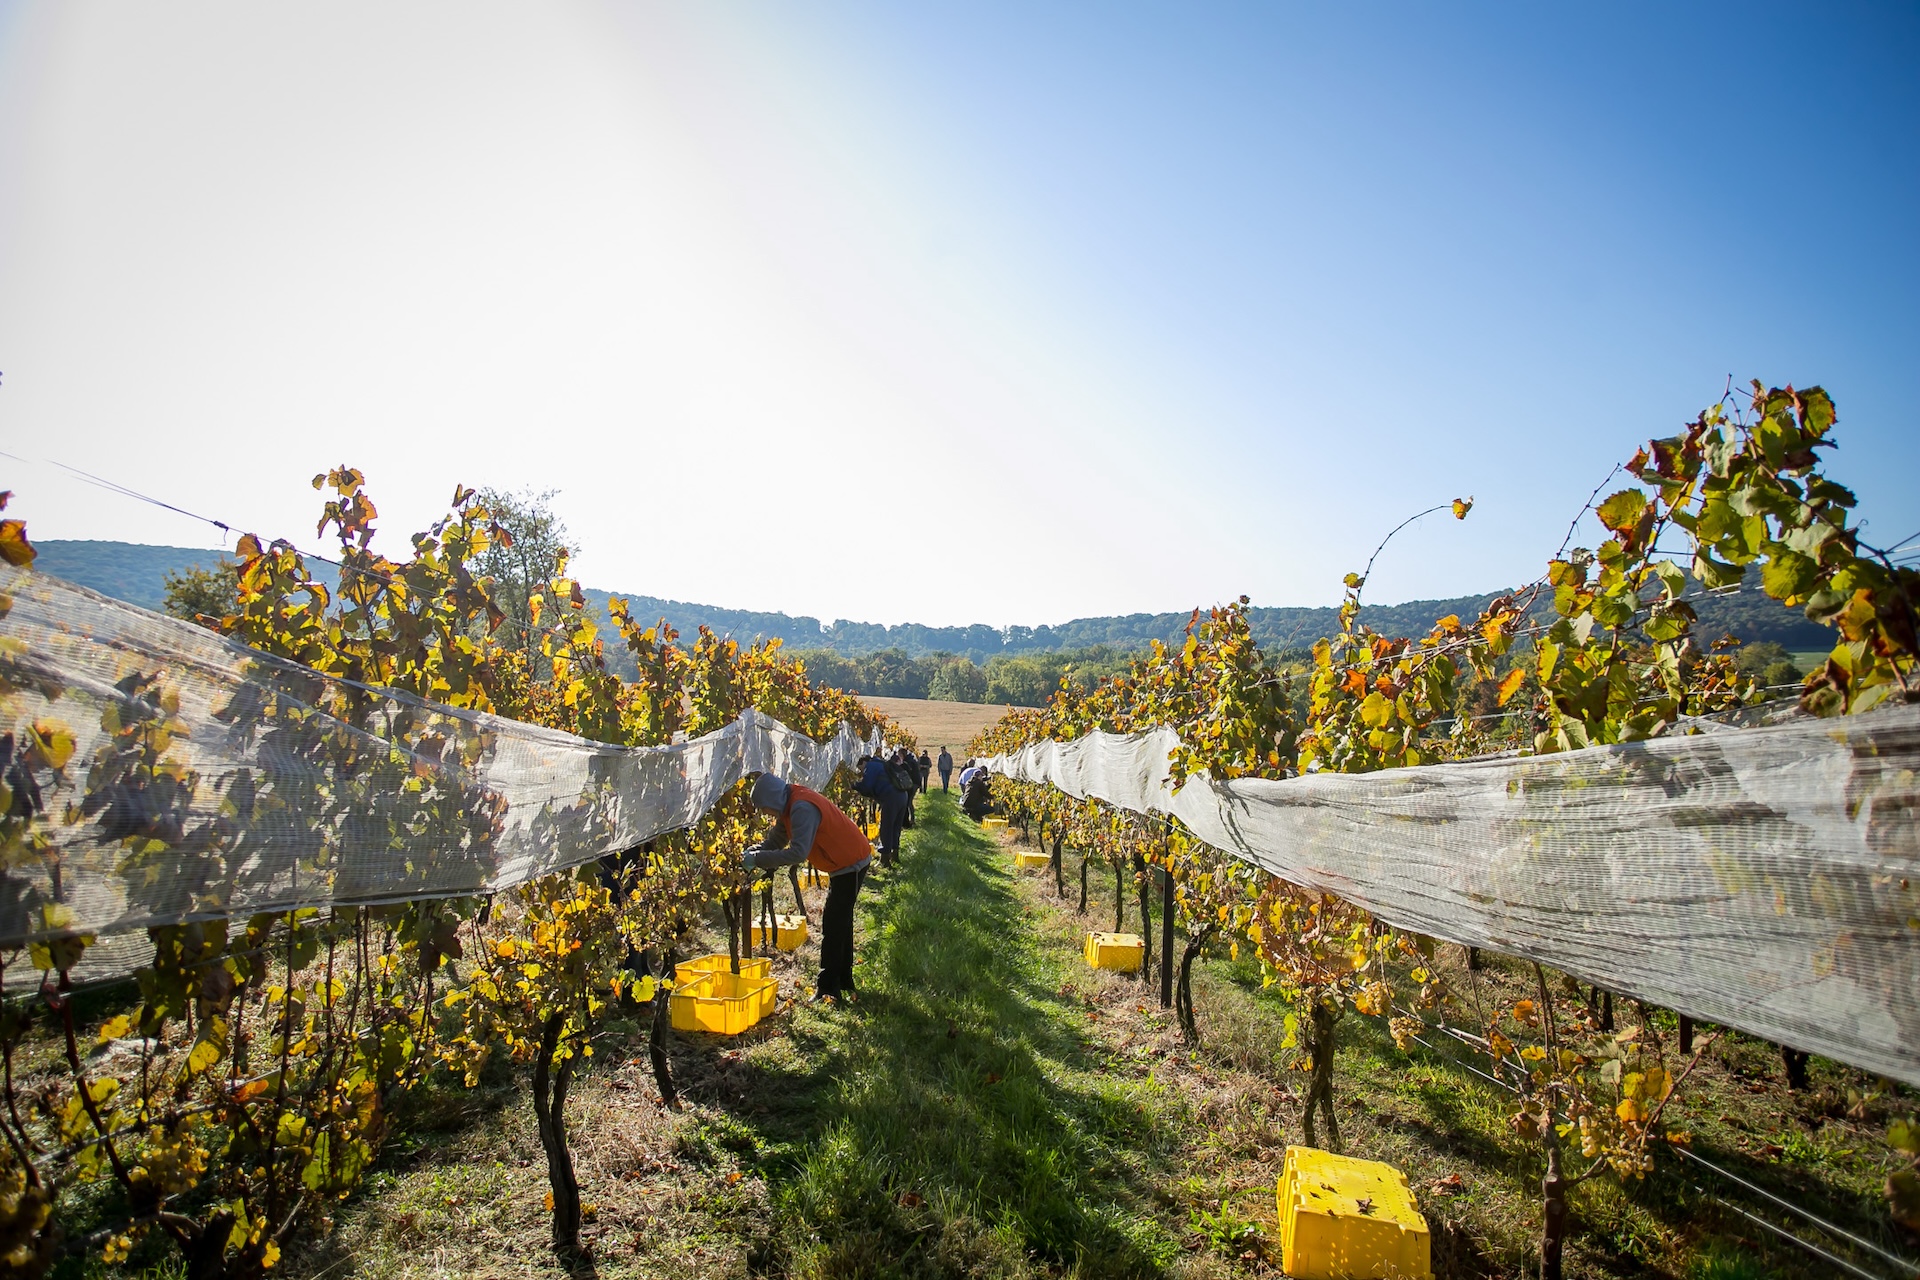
[878,793,908,866]
[938,769,951,792]
[818,866,866,997]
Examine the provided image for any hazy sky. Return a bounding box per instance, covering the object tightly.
[1,3,1914,627]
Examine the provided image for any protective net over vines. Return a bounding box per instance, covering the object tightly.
[0,566,882,955]
[987,710,1920,1086]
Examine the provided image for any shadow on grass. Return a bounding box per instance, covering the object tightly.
[726,794,1178,1278]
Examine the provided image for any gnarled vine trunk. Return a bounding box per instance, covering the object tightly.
[1158,867,1174,1008]
[1176,925,1215,1045]
[1299,999,1342,1152]
[1781,1045,1810,1090]
[531,1011,584,1262]
[649,949,678,1108]
[1133,852,1153,985]
[1541,1144,1570,1280]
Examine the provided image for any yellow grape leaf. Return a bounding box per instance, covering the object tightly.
[0,518,35,567]
[1452,497,1474,520]
[185,1036,223,1076]
[1359,692,1393,729]
[544,1190,556,1212]
[96,1013,133,1045]
[1496,668,1528,707]
[33,720,76,771]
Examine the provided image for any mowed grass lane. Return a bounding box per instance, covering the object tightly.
[749,792,1184,1277]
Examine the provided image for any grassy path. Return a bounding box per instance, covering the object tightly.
[747,792,1184,1276]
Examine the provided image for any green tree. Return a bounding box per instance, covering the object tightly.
[471,487,573,672]
[160,557,239,628]
[929,657,987,702]
[1732,640,1803,692]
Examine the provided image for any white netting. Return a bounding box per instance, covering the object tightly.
[989,709,1920,1086]
[0,566,881,952]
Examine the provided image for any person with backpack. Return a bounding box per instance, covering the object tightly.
[855,753,909,868]
[937,746,953,791]
[743,772,870,1004]
[889,747,921,830]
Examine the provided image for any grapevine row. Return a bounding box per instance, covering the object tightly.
[0,471,909,1276]
[968,382,1918,1279]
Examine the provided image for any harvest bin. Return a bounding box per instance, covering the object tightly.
[1278,1145,1431,1280]
[674,953,778,1019]
[982,816,1009,830]
[670,971,776,1035]
[1012,849,1050,871]
[753,912,808,951]
[1084,932,1145,973]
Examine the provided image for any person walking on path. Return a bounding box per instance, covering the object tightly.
[855,753,908,868]
[916,748,933,795]
[744,772,871,1004]
[937,746,954,791]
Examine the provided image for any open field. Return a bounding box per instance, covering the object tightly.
[862,696,1031,753]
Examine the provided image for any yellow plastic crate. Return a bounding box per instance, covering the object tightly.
[982,817,1009,830]
[1012,849,1050,871]
[674,953,771,986]
[753,912,809,952]
[1278,1146,1431,1280]
[864,822,881,839]
[1084,931,1145,973]
[669,970,775,1035]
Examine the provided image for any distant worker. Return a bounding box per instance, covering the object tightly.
[961,764,992,822]
[744,772,870,1004]
[917,748,933,794]
[957,757,983,791]
[890,747,921,829]
[855,752,908,868]
[937,746,954,791]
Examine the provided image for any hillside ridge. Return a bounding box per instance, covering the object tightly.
[32,538,1834,662]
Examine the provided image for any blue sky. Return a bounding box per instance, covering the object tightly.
[1,2,1914,626]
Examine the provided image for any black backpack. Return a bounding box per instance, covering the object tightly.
[886,760,917,795]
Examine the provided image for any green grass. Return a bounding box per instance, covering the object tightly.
[746,795,1187,1276]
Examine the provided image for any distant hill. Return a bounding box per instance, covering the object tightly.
[33,539,1835,660]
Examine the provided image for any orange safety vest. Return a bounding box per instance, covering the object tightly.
[780,783,871,875]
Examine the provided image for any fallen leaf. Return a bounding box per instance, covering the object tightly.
[1355,1197,1375,1215]
[726,1171,743,1184]
[899,1191,924,1208]
[985,1072,1002,1085]
[1429,1174,1464,1195]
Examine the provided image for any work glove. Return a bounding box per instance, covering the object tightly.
[742,848,760,874]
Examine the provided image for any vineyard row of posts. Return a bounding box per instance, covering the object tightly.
[0,471,911,1277]
[965,382,1920,1280]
